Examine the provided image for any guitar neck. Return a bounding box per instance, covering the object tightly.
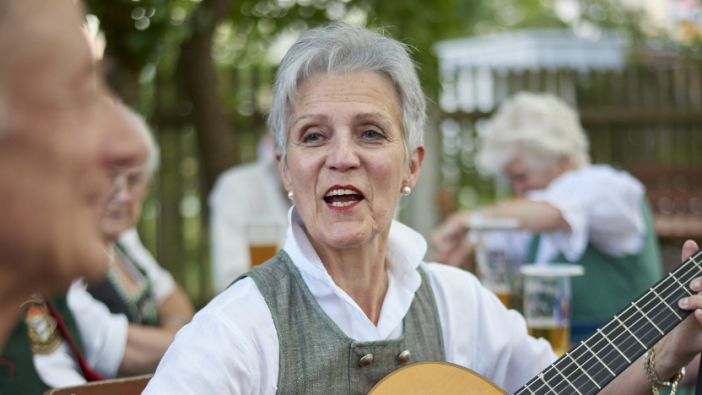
[514,249,702,395]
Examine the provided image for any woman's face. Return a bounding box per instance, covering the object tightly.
[280,72,424,250]
[100,165,149,241]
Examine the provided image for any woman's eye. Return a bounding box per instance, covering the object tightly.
[362,130,383,140]
[302,132,323,143]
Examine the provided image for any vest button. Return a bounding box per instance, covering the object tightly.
[397,350,410,364]
[358,354,373,367]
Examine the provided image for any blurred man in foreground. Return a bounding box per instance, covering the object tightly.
[0,0,146,349]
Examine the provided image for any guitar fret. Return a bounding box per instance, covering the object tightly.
[670,272,693,296]
[538,373,557,395]
[566,353,601,390]
[553,364,583,395]
[583,342,615,376]
[597,328,630,363]
[511,251,702,395]
[521,383,537,395]
[614,315,646,349]
[651,288,682,320]
[632,302,664,335]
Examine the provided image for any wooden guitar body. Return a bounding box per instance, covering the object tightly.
[368,361,507,395]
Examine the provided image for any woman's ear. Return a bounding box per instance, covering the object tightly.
[277,153,293,192]
[404,145,425,189]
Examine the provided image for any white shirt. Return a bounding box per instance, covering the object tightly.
[144,208,556,394]
[118,228,175,304]
[209,160,290,293]
[526,164,646,263]
[33,280,129,388]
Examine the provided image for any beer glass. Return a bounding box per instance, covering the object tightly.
[520,264,584,356]
[247,218,282,267]
[472,217,520,309]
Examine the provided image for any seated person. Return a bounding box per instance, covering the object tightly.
[88,108,194,332]
[144,23,702,395]
[209,135,291,293]
[432,92,662,342]
[0,108,189,395]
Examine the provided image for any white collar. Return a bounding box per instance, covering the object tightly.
[282,207,427,339]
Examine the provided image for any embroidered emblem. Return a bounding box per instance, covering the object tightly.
[23,298,62,354]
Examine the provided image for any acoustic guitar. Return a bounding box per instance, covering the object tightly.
[369,249,702,395]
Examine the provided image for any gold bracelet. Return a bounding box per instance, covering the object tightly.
[642,343,685,395]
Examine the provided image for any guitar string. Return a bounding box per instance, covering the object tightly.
[516,256,697,395]
[514,249,702,395]
[516,251,701,395]
[518,252,701,395]
[546,265,695,394]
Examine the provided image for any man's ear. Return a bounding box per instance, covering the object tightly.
[276,153,293,192]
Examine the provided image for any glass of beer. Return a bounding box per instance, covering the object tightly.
[471,216,520,309]
[520,264,584,356]
[247,218,282,267]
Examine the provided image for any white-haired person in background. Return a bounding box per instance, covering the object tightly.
[86,108,194,367]
[144,24,702,395]
[432,92,663,343]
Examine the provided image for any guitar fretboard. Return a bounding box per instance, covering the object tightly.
[513,249,702,395]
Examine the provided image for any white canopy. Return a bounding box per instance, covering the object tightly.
[434,28,627,73]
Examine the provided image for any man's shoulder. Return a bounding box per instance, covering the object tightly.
[216,161,272,184]
[209,161,277,203]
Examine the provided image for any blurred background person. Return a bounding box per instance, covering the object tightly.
[0,0,146,349]
[209,134,291,293]
[88,108,194,332]
[432,92,662,343]
[0,106,190,394]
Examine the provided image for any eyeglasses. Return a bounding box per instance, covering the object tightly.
[110,167,147,193]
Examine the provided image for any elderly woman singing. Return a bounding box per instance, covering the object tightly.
[144,23,702,395]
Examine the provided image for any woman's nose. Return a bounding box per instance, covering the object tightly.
[326,135,360,171]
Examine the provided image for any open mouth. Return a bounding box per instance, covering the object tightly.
[323,186,364,208]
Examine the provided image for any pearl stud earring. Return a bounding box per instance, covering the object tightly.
[401,186,411,196]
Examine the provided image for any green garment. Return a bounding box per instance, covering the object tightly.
[0,296,85,395]
[526,199,662,340]
[237,251,445,395]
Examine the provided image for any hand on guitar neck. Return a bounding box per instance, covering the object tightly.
[594,239,701,395]
[646,240,702,385]
[371,240,702,395]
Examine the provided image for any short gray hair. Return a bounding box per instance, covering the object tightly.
[477,92,590,174]
[121,106,160,180]
[268,23,426,162]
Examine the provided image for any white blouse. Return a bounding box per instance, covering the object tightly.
[144,208,556,394]
[526,164,646,263]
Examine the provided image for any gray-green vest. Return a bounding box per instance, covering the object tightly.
[526,199,662,341]
[0,296,85,395]
[236,251,445,395]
